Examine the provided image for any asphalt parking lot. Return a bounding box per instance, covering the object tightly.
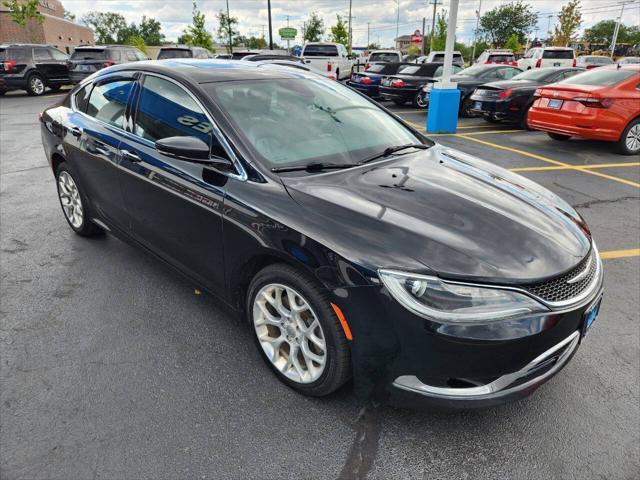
[1,88,638,480]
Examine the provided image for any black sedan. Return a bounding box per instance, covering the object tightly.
[469,67,585,127]
[346,62,413,98]
[378,62,463,107]
[40,60,603,409]
[419,65,523,116]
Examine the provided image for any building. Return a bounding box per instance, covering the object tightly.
[394,35,412,52]
[0,0,94,53]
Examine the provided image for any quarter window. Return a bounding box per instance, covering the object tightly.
[85,80,135,128]
[49,48,68,61]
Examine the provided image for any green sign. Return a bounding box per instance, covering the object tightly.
[279,27,297,40]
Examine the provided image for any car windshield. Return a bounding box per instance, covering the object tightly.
[512,68,559,81]
[559,68,638,86]
[542,50,574,59]
[303,45,338,57]
[157,49,192,59]
[369,52,399,62]
[71,49,110,60]
[456,66,488,77]
[205,78,421,169]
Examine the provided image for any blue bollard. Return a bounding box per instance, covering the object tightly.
[426,88,461,134]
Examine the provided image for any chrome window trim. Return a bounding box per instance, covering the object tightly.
[70,71,248,182]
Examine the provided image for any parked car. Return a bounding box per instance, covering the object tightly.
[346,62,413,97]
[378,63,463,107]
[469,67,584,127]
[68,45,148,84]
[475,49,518,66]
[402,54,420,62]
[215,54,233,59]
[617,56,640,65]
[157,45,214,60]
[40,59,603,408]
[0,43,70,96]
[300,42,353,80]
[518,47,576,69]
[420,50,465,66]
[420,64,522,115]
[576,55,614,69]
[365,50,402,70]
[528,65,640,155]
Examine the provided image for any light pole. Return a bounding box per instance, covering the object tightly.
[348,0,353,54]
[226,0,233,54]
[610,2,631,58]
[396,0,400,47]
[470,0,482,63]
[267,0,273,50]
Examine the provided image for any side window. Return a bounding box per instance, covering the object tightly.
[562,70,581,80]
[75,84,92,112]
[110,49,122,62]
[483,69,500,79]
[49,48,68,61]
[134,50,147,61]
[86,80,135,128]
[125,49,137,61]
[499,68,519,80]
[34,48,53,61]
[134,75,227,158]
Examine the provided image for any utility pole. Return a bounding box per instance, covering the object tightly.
[470,0,482,63]
[396,0,400,46]
[286,15,290,51]
[421,17,426,55]
[367,22,370,48]
[611,2,631,58]
[429,0,442,52]
[348,0,353,54]
[226,0,233,54]
[546,14,552,40]
[267,0,273,50]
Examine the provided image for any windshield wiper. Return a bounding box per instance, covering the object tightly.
[271,162,359,173]
[358,143,429,165]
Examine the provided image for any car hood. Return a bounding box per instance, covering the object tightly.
[281,145,591,284]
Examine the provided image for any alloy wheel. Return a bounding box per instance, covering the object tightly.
[626,124,640,153]
[30,76,45,95]
[57,171,84,228]
[253,283,327,384]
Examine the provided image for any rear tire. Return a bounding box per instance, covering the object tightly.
[459,97,473,117]
[413,91,428,109]
[26,73,46,96]
[616,118,640,155]
[520,107,533,130]
[55,163,103,237]
[247,264,351,397]
[547,132,571,141]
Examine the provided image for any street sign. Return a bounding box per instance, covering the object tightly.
[279,27,297,40]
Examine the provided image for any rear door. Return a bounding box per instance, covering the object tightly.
[116,73,229,292]
[47,47,70,81]
[33,47,57,80]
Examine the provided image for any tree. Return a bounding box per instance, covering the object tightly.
[479,1,538,47]
[367,42,380,50]
[81,12,127,44]
[138,16,164,46]
[430,10,448,51]
[117,22,140,44]
[330,14,348,46]
[584,20,640,45]
[247,36,267,49]
[180,2,213,50]
[63,10,76,22]
[216,10,239,53]
[2,0,44,42]
[551,0,582,47]
[304,11,324,42]
[126,35,148,54]
[504,33,522,53]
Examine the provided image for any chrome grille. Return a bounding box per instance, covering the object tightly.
[522,250,598,303]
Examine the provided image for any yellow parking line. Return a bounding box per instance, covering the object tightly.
[600,249,640,260]
[429,129,523,137]
[511,162,640,172]
[456,135,640,189]
[404,120,509,131]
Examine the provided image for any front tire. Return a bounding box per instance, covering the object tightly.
[616,118,640,155]
[548,132,571,141]
[247,264,351,397]
[56,163,103,237]
[26,73,46,96]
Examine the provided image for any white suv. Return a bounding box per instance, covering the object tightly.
[518,47,576,69]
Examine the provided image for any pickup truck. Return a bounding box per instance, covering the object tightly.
[300,42,353,80]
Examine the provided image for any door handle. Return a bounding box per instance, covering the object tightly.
[120,149,141,163]
[69,126,83,138]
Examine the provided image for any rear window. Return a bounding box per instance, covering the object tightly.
[398,65,420,75]
[0,47,30,61]
[542,50,574,59]
[366,64,386,73]
[431,53,462,62]
[560,68,638,86]
[588,57,613,64]
[488,54,515,62]
[303,45,339,57]
[369,52,399,63]
[71,49,109,60]
[157,48,193,59]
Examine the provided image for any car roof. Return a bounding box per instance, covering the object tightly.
[160,45,195,50]
[0,43,57,48]
[106,59,313,83]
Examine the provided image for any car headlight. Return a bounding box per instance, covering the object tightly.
[378,269,548,323]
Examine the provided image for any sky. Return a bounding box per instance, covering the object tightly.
[61,0,640,47]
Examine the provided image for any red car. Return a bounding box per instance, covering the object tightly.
[527,65,640,155]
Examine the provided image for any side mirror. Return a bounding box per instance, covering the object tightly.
[155,136,230,164]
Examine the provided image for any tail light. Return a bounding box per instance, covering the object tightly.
[484,60,491,64]
[361,76,373,85]
[533,88,542,98]
[535,58,541,68]
[102,61,115,68]
[498,89,513,99]
[327,63,332,72]
[365,63,370,70]
[391,79,405,88]
[510,61,518,67]
[574,96,613,108]
[3,60,17,72]
[572,59,577,67]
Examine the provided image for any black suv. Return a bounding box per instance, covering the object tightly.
[0,44,70,96]
[157,45,213,60]
[68,45,149,84]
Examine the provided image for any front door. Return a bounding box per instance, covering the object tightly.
[117,74,228,293]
